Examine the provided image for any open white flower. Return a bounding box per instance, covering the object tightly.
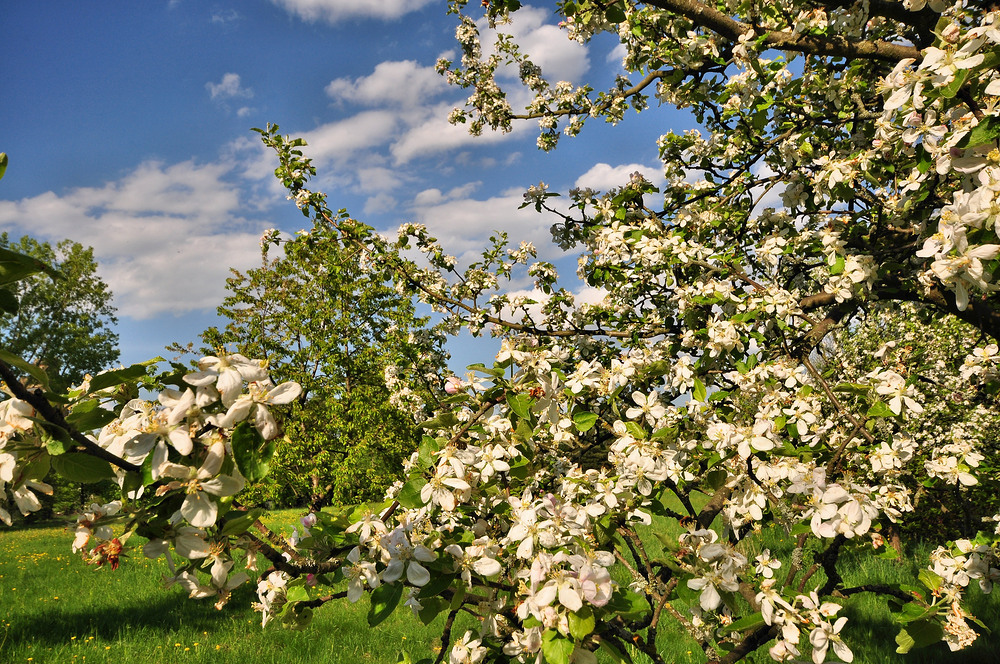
[212,380,302,440]
[156,442,244,528]
[184,354,269,408]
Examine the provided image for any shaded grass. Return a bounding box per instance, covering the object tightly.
[2,509,997,664]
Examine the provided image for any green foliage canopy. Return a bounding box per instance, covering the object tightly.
[0,234,118,388]
[197,219,447,507]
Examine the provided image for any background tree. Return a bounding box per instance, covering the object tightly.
[0,233,118,388]
[195,219,448,507]
[0,233,119,519]
[823,302,1000,542]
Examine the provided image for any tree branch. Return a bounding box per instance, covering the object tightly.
[641,0,921,63]
[0,359,141,473]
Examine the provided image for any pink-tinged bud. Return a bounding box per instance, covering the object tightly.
[444,376,464,395]
[300,513,317,529]
[305,573,317,587]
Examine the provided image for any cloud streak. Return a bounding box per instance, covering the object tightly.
[0,160,266,320]
[206,73,254,100]
[269,0,436,23]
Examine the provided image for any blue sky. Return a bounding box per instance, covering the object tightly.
[0,0,684,372]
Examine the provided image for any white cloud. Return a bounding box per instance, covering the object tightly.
[482,6,590,84]
[574,162,665,192]
[356,166,407,193]
[326,60,449,107]
[302,111,399,165]
[211,9,240,25]
[206,73,253,100]
[269,0,436,23]
[607,43,627,66]
[409,190,559,261]
[0,160,265,319]
[390,105,530,164]
[363,193,398,215]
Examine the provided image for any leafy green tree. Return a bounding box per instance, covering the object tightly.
[196,218,447,507]
[0,234,119,388]
[0,232,119,518]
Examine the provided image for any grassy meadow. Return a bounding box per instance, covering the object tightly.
[1,510,998,664]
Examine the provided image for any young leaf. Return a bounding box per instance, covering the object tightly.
[368,583,403,627]
[50,452,116,483]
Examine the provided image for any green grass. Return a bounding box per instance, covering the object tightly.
[0,512,450,664]
[1,511,997,664]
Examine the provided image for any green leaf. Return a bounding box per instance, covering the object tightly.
[572,410,598,432]
[0,152,7,180]
[396,477,428,509]
[0,287,17,313]
[707,468,728,490]
[600,640,633,664]
[0,246,60,285]
[66,399,118,431]
[956,114,1000,149]
[693,378,707,402]
[230,421,275,483]
[896,601,937,623]
[507,392,532,419]
[44,433,69,456]
[830,254,846,276]
[416,596,449,626]
[87,363,151,394]
[50,452,116,483]
[939,68,968,99]
[605,2,626,23]
[895,620,943,653]
[368,583,403,627]
[832,382,871,395]
[541,630,575,664]
[726,611,765,632]
[220,508,265,536]
[286,585,310,603]
[568,606,595,640]
[918,569,943,592]
[0,348,50,390]
[867,400,896,418]
[417,572,454,599]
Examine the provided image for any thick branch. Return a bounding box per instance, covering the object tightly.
[698,485,734,529]
[0,359,141,473]
[642,0,921,62]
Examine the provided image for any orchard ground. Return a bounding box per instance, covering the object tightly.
[2,509,997,664]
